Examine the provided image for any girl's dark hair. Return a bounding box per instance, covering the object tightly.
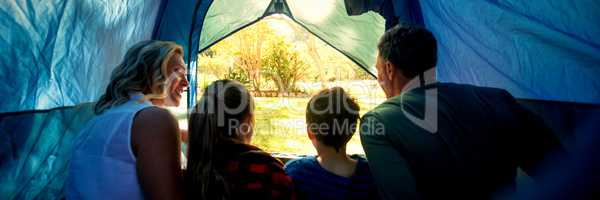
[186,79,254,199]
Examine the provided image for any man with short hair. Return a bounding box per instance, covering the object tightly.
[360,25,566,199]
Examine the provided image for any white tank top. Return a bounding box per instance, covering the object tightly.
[66,92,152,199]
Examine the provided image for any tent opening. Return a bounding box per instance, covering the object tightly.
[170,15,386,155]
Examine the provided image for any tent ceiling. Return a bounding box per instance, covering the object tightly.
[198,0,385,77]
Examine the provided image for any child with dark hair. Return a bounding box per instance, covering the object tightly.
[186,79,294,200]
[284,87,379,200]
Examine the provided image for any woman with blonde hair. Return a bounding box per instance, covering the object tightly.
[67,40,188,200]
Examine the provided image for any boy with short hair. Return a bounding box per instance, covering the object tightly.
[284,87,379,200]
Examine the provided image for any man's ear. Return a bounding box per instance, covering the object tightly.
[385,60,396,81]
[307,126,316,140]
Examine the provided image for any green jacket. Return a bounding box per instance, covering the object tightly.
[360,83,564,200]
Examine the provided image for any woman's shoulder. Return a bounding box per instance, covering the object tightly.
[134,106,177,126]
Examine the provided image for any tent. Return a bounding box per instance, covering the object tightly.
[1,0,599,199]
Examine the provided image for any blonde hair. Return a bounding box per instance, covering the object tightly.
[94,40,183,114]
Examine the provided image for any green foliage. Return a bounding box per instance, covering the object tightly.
[224,66,250,86]
[262,38,305,93]
[199,57,228,79]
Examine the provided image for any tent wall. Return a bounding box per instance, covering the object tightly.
[0,104,95,199]
[0,1,162,199]
[419,0,600,104]
[518,100,600,153]
[515,100,600,198]
[0,0,162,113]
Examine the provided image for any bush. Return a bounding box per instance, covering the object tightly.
[262,39,305,93]
[224,66,250,86]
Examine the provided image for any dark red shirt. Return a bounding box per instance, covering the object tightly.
[217,141,295,200]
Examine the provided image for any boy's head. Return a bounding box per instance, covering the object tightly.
[306,87,360,152]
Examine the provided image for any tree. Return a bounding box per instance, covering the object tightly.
[262,39,305,93]
[230,22,276,91]
[281,19,328,85]
[197,21,276,91]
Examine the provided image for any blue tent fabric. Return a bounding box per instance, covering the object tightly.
[0,0,162,198]
[418,0,600,104]
[0,103,95,199]
[0,0,162,113]
[515,100,600,199]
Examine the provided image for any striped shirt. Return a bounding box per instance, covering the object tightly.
[284,155,380,200]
